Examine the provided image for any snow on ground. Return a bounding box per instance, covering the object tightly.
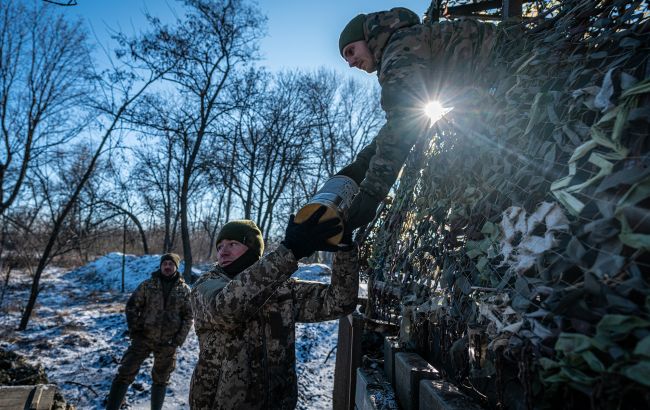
[0,253,358,409]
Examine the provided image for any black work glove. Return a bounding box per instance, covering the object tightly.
[127,328,142,339]
[346,190,383,231]
[158,339,176,349]
[337,222,355,251]
[282,206,342,259]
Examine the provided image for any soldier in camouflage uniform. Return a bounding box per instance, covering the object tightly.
[337,8,496,230]
[106,253,193,410]
[189,207,359,409]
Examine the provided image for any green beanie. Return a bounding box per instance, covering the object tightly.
[160,253,181,269]
[216,220,264,258]
[339,14,366,56]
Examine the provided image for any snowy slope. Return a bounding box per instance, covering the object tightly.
[0,253,359,409]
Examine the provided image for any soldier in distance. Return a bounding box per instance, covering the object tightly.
[106,253,193,410]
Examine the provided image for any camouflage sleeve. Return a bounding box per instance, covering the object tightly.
[336,139,377,185]
[173,284,193,346]
[191,245,298,331]
[358,19,496,201]
[293,247,359,323]
[359,26,432,201]
[125,282,146,332]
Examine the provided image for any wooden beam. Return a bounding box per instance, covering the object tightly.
[503,0,523,18]
[446,0,502,15]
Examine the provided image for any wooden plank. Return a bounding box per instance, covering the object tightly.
[383,336,404,385]
[420,380,484,410]
[503,0,523,18]
[0,385,57,410]
[333,315,353,410]
[333,312,364,410]
[350,312,363,407]
[355,367,398,410]
[447,0,502,15]
[394,353,440,410]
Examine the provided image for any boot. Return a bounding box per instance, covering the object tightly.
[105,381,129,410]
[151,383,167,410]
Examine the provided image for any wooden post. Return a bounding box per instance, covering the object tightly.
[333,312,363,410]
[503,0,522,19]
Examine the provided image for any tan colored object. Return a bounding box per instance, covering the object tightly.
[294,176,359,245]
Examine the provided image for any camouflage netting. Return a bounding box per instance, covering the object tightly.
[361,1,649,409]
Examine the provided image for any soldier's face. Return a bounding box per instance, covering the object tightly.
[160,260,177,276]
[342,40,376,73]
[216,239,249,267]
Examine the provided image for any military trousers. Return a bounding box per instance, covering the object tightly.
[113,337,177,385]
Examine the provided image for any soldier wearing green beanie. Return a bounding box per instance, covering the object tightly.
[339,13,366,56]
[190,208,360,409]
[106,253,192,410]
[216,219,264,257]
[160,252,181,269]
[335,8,497,232]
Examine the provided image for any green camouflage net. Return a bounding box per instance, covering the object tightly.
[362,1,650,408]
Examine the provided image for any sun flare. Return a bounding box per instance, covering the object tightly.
[424,101,453,127]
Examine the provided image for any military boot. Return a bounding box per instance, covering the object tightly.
[151,383,167,410]
[105,381,129,410]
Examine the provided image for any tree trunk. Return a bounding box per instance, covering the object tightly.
[180,175,193,283]
[18,74,159,330]
[98,200,150,254]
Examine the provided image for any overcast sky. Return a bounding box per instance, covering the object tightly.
[66,0,427,78]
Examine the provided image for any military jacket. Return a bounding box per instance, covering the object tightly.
[340,8,497,202]
[125,270,193,346]
[189,244,359,410]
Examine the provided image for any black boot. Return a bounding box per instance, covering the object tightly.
[151,383,167,410]
[105,381,129,410]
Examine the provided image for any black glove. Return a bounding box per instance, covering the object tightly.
[282,206,342,259]
[127,328,142,339]
[337,222,355,251]
[158,339,176,349]
[346,190,383,231]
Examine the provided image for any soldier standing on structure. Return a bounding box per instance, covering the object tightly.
[189,207,359,409]
[106,253,193,410]
[337,8,495,230]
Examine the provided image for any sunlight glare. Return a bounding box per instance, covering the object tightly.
[424,101,453,127]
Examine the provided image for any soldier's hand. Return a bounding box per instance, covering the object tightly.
[337,222,355,251]
[158,340,176,348]
[282,206,342,259]
[127,329,142,339]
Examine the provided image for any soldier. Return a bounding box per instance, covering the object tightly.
[189,207,359,409]
[337,8,496,230]
[106,253,193,410]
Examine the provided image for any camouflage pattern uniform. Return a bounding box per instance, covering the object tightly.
[113,271,193,385]
[339,8,497,227]
[189,244,359,410]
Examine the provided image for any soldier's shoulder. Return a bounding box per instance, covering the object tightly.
[137,276,156,288]
[192,269,229,295]
[178,280,191,293]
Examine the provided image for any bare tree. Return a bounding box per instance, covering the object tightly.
[298,70,383,197]
[125,0,266,281]
[0,1,91,217]
[17,30,178,329]
[130,120,183,253]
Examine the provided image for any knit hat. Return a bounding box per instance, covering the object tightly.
[339,14,366,56]
[160,253,181,269]
[216,220,264,258]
